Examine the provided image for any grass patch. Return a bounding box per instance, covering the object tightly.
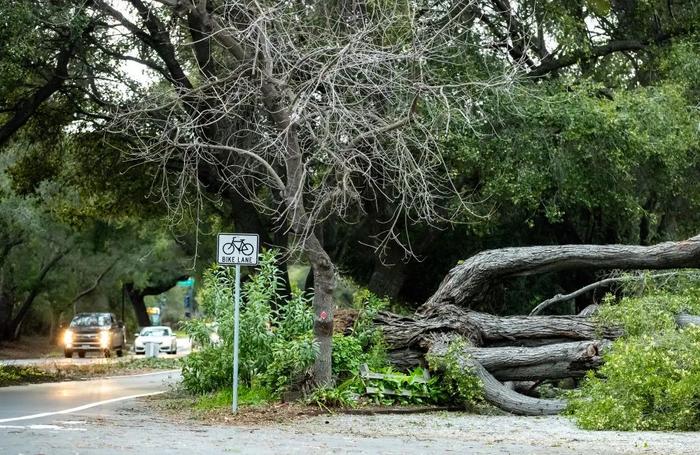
[0,365,58,386]
[0,356,182,387]
[116,357,181,370]
[196,386,274,410]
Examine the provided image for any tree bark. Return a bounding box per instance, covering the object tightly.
[124,275,187,328]
[676,313,700,328]
[376,306,622,350]
[2,245,73,340]
[124,283,150,328]
[388,340,609,381]
[467,340,610,381]
[421,234,700,315]
[428,339,566,415]
[368,244,408,300]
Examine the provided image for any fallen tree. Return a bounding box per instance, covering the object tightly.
[375,234,700,415]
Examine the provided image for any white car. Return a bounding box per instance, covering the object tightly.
[134,326,178,355]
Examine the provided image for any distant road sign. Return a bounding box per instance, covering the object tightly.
[177,277,195,287]
[217,233,259,266]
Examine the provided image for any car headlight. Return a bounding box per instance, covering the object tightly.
[63,329,73,347]
[99,330,111,348]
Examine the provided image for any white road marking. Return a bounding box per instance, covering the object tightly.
[0,424,87,432]
[0,391,165,423]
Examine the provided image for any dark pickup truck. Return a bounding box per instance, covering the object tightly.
[63,312,126,358]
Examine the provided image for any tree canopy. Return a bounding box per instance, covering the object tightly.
[1,0,699,385]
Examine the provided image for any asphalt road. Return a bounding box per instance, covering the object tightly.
[1,373,699,454]
[0,337,191,367]
[0,370,181,423]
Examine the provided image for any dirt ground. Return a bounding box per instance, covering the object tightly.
[0,336,62,360]
[129,393,700,454]
[3,398,698,455]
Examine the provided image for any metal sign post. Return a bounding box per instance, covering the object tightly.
[232,264,240,413]
[217,233,259,414]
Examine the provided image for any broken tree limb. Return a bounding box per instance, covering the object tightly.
[577,304,599,317]
[472,340,610,382]
[376,235,700,415]
[676,313,700,328]
[529,277,621,316]
[529,272,689,315]
[420,234,700,315]
[428,339,566,415]
[387,341,610,382]
[376,305,622,349]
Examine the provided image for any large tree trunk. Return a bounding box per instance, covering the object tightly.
[124,275,188,328]
[125,283,151,328]
[377,307,622,350]
[1,246,73,341]
[389,340,610,382]
[377,234,700,415]
[303,233,336,387]
[429,339,567,415]
[368,244,408,300]
[420,234,700,316]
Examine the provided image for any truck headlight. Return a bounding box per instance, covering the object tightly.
[63,329,73,347]
[100,330,111,348]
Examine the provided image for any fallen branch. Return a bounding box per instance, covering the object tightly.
[529,272,686,316]
[428,339,566,415]
[421,234,700,316]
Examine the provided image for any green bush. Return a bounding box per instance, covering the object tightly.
[568,275,700,431]
[181,251,316,396]
[181,253,391,400]
[596,285,700,338]
[568,328,700,431]
[427,339,483,407]
[332,334,363,377]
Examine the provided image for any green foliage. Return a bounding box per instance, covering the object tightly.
[568,328,700,431]
[262,333,318,395]
[346,289,390,370]
[596,285,700,338]
[332,334,363,377]
[427,339,483,407]
[195,385,274,410]
[360,366,446,406]
[181,251,317,396]
[0,365,54,387]
[448,82,700,244]
[182,262,397,404]
[569,276,700,431]
[306,378,361,409]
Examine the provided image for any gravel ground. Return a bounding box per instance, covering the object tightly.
[1,400,698,454]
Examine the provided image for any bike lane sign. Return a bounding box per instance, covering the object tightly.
[217,233,259,266]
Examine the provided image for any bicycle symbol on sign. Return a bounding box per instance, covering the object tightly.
[222,236,255,256]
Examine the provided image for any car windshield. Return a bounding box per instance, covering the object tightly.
[141,328,170,337]
[70,314,111,327]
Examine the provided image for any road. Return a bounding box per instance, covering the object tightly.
[0,337,191,367]
[0,370,181,423]
[1,350,698,454]
[2,397,699,454]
